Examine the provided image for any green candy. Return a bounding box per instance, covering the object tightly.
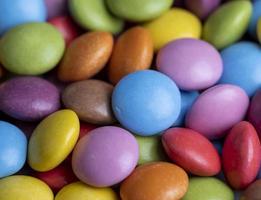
[136,135,167,165]
[106,0,173,22]
[69,0,124,34]
[203,0,252,49]
[0,23,65,75]
[182,177,234,200]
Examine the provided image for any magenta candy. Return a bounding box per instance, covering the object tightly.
[72,126,139,187]
[45,0,67,19]
[157,38,223,91]
[186,84,249,139]
[248,89,261,137]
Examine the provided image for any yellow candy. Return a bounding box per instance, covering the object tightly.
[144,8,202,51]
[0,175,53,200]
[257,18,261,43]
[28,109,80,171]
[55,182,118,200]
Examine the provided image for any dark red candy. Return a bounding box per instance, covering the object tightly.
[162,127,221,176]
[222,121,261,189]
[79,122,97,139]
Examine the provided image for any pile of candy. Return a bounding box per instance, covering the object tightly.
[0,0,261,199]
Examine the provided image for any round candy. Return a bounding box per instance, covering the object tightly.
[144,8,201,51]
[186,84,249,139]
[112,70,181,136]
[248,0,261,38]
[257,17,261,43]
[0,121,27,178]
[72,126,139,187]
[109,26,153,84]
[162,127,221,176]
[0,22,65,75]
[45,0,67,19]
[157,38,223,91]
[55,182,118,200]
[203,0,252,49]
[120,162,188,200]
[0,76,60,121]
[62,79,115,125]
[241,179,261,200]
[0,175,53,200]
[106,0,173,22]
[248,89,261,137]
[0,0,46,35]
[28,109,80,171]
[219,41,261,97]
[69,0,123,34]
[182,177,234,200]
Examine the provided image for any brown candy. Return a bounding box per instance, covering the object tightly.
[109,26,153,84]
[58,31,113,82]
[62,79,115,124]
[241,179,261,200]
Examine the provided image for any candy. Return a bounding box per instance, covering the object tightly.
[58,31,113,82]
[182,177,234,200]
[106,0,173,22]
[72,126,139,187]
[69,0,123,34]
[79,122,97,139]
[109,26,153,84]
[157,38,223,91]
[120,162,188,200]
[0,175,53,200]
[28,110,79,171]
[203,0,252,49]
[248,89,261,137]
[55,182,118,200]
[222,121,261,189]
[248,0,261,38]
[45,0,67,19]
[241,179,261,200]
[0,76,60,121]
[186,84,249,139]
[144,8,201,51]
[162,127,221,176]
[0,121,27,178]
[257,17,261,42]
[62,80,115,125]
[0,22,65,75]
[112,70,181,136]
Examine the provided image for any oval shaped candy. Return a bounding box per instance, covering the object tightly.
[144,8,201,51]
[0,175,53,200]
[58,31,113,82]
[28,109,80,171]
[0,76,60,121]
[241,179,261,200]
[112,70,181,136]
[45,0,67,19]
[55,182,118,200]
[109,26,153,84]
[0,22,65,75]
[157,38,223,91]
[120,162,188,200]
[62,79,115,125]
[162,127,221,176]
[222,121,261,189]
[248,0,261,38]
[72,126,139,187]
[186,84,249,139]
[69,0,123,34]
[203,0,252,49]
[248,89,261,137]
[0,121,27,178]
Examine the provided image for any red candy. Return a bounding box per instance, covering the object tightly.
[162,127,221,176]
[79,122,97,139]
[222,121,261,189]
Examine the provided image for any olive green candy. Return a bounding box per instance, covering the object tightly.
[106,0,173,22]
[0,22,65,75]
[203,0,252,49]
[182,177,234,200]
[69,0,124,34]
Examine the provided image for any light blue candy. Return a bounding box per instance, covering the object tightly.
[112,70,181,136]
[0,0,46,35]
[219,41,261,96]
[248,0,261,38]
[0,121,27,178]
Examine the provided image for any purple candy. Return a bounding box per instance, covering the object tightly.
[185,0,221,20]
[45,0,67,19]
[157,38,223,91]
[185,84,249,139]
[72,126,139,187]
[0,76,60,121]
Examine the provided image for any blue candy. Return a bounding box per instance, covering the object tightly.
[0,0,46,35]
[112,70,181,136]
[219,41,261,96]
[248,0,261,38]
[0,121,27,178]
